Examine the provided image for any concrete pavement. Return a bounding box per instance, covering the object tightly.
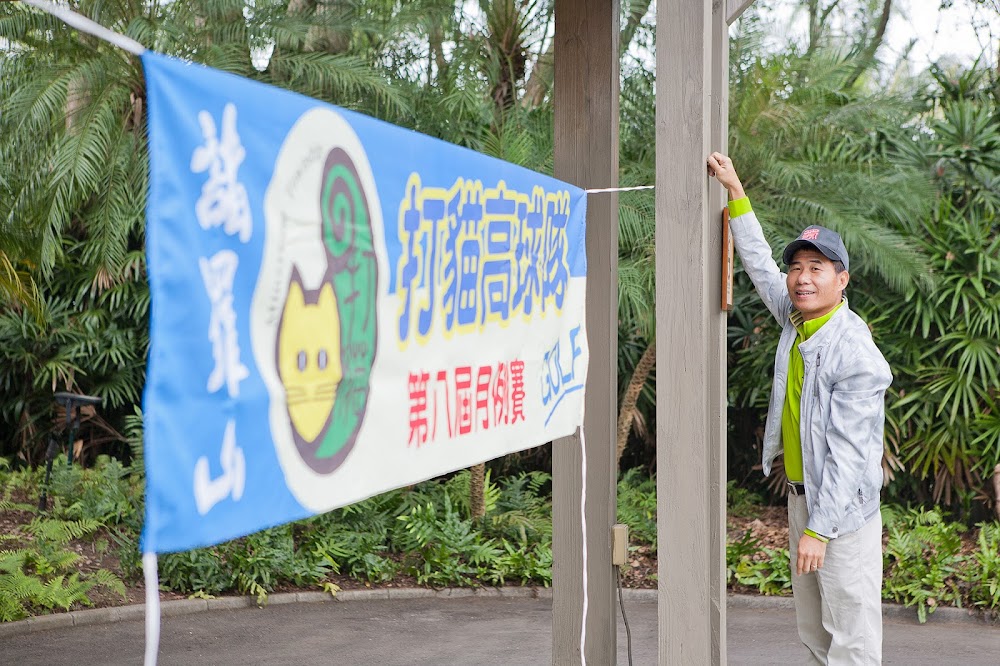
[2,593,998,664]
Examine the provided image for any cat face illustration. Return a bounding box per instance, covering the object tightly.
[254,107,382,508]
[277,270,342,445]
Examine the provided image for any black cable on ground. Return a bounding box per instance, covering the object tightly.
[616,566,633,666]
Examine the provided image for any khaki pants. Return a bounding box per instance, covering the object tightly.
[787,495,883,665]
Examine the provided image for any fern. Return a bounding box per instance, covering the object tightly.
[0,499,36,513]
[0,495,124,622]
[25,517,101,544]
[0,548,125,620]
[87,568,127,599]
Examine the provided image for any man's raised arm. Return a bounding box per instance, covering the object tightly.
[707,152,791,324]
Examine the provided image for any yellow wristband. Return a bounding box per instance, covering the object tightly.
[728,196,752,218]
[803,528,829,543]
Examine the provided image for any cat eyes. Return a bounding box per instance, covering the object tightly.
[297,349,330,371]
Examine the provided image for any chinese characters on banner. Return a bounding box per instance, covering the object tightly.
[142,52,588,554]
[190,104,250,517]
[407,360,525,447]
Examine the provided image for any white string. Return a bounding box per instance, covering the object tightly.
[579,427,588,666]
[143,552,161,666]
[22,0,147,55]
[584,185,654,193]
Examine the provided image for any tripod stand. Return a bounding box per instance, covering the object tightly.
[37,391,102,511]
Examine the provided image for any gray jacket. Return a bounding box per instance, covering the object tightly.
[730,210,892,539]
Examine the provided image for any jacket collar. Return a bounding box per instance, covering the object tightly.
[788,296,849,330]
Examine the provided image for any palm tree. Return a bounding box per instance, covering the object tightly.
[613,60,657,469]
[0,0,402,459]
[873,66,1000,510]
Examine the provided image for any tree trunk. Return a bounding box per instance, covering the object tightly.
[616,340,655,468]
[845,0,892,88]
[286,0,349,54]
[428,20,448,86]
[522,0,652,109]
[805,0,842,61]
[470,462,486,519]
[993,464,1000,522]
[65,76,88,133]
[521,39,553,109]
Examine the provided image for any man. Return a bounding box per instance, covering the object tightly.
[708,152,891,665]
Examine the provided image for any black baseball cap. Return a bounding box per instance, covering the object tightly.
[782,225,850,272]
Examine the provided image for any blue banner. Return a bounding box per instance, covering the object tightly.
[142,52,588,554]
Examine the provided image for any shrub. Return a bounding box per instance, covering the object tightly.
[882,507,966,622]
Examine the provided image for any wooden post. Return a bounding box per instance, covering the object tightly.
[552,0,620,663]
[709,3,731,661]
[656,0,729,663]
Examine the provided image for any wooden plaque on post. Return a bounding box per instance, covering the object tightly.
[721,207,734,311]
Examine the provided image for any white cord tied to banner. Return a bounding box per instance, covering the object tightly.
[584,185,654,194]
[22,0,147,55]
[578,427,589,666]
[143,552,161,666]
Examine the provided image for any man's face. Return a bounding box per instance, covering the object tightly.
[785,248,849,320]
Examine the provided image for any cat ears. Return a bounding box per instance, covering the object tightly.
[286,266,334,307]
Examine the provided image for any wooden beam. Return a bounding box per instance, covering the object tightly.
[727,0,757,25]
[709,1,731,662]
[656,0,728,662]
[552,1,620,664]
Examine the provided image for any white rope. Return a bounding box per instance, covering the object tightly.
[143,552,161,666]
[22,0,146,55]
[584,185,654,194]
[579,427,588,665]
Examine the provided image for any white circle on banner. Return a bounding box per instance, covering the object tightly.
[250,107,386,512]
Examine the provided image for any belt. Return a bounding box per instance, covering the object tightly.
[787,481,806,496]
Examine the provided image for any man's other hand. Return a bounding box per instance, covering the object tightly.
[707,152,746,200]
[796,533,828,576]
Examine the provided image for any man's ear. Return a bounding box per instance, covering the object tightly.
[838,271,850,291]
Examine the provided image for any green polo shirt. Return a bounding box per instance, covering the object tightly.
[781,302,842,482]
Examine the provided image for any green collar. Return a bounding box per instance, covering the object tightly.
[789,299,844,339]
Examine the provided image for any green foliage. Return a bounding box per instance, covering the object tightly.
[727,480,765,518]
[882,507,966,622]
[616,469,657,552]
[396,495,501,586]
[0,464,126,621]
[874,72,1000,510]
[6,456,1000,623]
[300,493,400,584]
[155,471,556,597]
[157,522,335,603]
[0,0,404,462]
[157,548,232,597]
[47,456,143,524]
[958,522,1000,614]
[726,530,792,596]
[726,530,759,586]
[485,471,552,544]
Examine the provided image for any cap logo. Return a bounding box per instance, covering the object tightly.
[800,228,820,241]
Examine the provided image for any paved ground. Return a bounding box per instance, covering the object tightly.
[3,596,998,665]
